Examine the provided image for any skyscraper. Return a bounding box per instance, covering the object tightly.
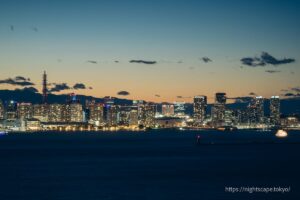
[211,93,226,126]
[42,71,48,104]
[270,96,280,126]
[33,104,49,122]
[144,103,156,127]
[174,101,185,116]
[69,103,83,122]
[17,103,33,119]
[193,96,207,123]
[88,102,104,125]
[48,104,64,122]
[6,100,17,121]
[129,107,139,126]
[247,96,265,125]
[0,100,4,119]
[162,104,175,116]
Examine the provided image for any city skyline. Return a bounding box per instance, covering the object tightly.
[0,0,300,103]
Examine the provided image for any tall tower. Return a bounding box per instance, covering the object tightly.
[270,96,280,126]
[193,96,207,123]
[212,92,226,126]
[42,71,48,104]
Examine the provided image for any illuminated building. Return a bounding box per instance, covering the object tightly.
[88,102,104,125]
[224,109,234,125]
[69,103,83,122]
[118,106,132,126]
[281,116,299,127]
[143,103,156,127]
[17,103,33,119]
[61,104,70,122]
[103,104,118,126]
[270,96,280,126]
[193,96,207,123]
[174,101,185,116]
[162,104,174,116]
[155,117,183,128]
[26,118,41,131]
[129,107,139,126]
[48,104,64,122]
[33,104,49,122]
[137,101,156,127]
[102,96,117,126]
[255,96,264,123]
[211,93,226,126]
[6,100,17,121]
[0,100,4,119]
[248,96,264,125]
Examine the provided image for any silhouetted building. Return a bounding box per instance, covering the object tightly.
[42,71,48,104]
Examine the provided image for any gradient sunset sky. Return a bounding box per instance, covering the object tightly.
[0,0,299,103]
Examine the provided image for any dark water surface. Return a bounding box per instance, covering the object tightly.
[0,130,299,200]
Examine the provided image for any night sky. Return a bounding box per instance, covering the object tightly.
[0,0,299,102]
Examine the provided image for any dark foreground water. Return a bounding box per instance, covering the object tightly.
[0,130,300,200]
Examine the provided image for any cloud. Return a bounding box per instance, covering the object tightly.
[201,57,212,63]
[117,91,130,96]
[240,57,265,67]
[265,70,281,73]
[261,52,295,65]
[284,93,300,98]
[129,60,157,64]
[15,76,29,81]
[87,60,97,64]
[241,52,295,67]
[249,92,256,96]
[176,96,191,99]
[291,87,300,93]
[15,87,38,93]
[49,83,71,92]
[284,93,296,97]
[73,83,86,90]
[0,76,34,86]
[280,87,300,98]
[31,27,38,32]
[155,94,161,97]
